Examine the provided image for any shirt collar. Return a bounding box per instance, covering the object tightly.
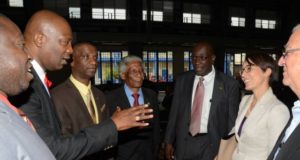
[195,66,215,83]
[124,84,142,97]
[0,93,18,113]
[31,59,46,82]
[70,74,91,95]
[293,100,300,109]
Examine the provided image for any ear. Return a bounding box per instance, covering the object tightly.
[120,73,126,80]
[34,32,45,48]
[212,55,216,61]
[70,61,74,67]
[265,68,272,77]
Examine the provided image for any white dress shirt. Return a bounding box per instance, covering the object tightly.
[191,66,215,133]
[31,60,50,95]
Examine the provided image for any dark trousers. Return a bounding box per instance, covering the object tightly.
[182,134,209,160]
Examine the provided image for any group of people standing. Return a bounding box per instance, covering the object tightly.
[1,9,300,160]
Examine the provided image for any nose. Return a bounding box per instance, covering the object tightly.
[278,56,285,66]
[90,57,97,65]
[66,43,73,55]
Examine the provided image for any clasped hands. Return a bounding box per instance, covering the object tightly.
[111,104,153,131]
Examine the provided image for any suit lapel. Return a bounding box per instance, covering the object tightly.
[65,80,94,123]
[276,122,300,159]
[208,72,223,123]
[121,86,131,109]
[234,95,252,141]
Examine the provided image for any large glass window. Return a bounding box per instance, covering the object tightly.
[229,7,245,27]
[183,3,210,24]
[9,0,23,7]
[92,0,126,20]
[142,0,173,22]
[94,51,128,85]
[69,7,81,19]
[255,10,277,29]
[184,51,193,71]
[143,51,173,82]
[68,0,80,19]
[224,52,246,78]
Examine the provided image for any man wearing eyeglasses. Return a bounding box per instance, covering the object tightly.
[164,41,240,160]
[267,24,300,160]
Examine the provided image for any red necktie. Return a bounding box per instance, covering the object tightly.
[189,77,205,136]
[44,75,52,89]
[132,93,140,106]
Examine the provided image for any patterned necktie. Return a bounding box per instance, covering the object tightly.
[44,75,52,89]
[189,77,205,136]
[86,90,97,123]
[132,93,140,106]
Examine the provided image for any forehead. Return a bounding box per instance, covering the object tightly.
[79,44,96,53]
[286,29,300,48]
[127,61,142,69]
[193,45,212,56]
[0,18,22,43]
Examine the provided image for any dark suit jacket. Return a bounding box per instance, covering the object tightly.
[10,68,118,160]
[267,118,300,160]
[164,70,240,160]
[51,79,110,135]
[106,86,160,160]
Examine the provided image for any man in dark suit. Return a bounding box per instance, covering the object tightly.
[267,24,300,160]
[51,42,111,159]
[10,10,153,160]
[164,42,240,160]
[106,55,160,160]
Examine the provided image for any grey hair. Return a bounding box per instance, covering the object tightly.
[292,24,300,33]
[119,55,144,75]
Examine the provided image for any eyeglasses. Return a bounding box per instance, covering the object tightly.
[282,48,300,59]
[239,65,256,76]
[191,55,211,61]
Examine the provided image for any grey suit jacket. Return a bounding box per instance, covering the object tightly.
[232,88,290,160]
[10,68,118,160]
[164,70,240,160]
[51,79,110,135]
[0,101,55,160]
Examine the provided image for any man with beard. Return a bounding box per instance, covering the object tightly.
[164,41,240,160]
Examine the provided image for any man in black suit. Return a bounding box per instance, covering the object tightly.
[164,42,240,160]
[267,24,300,160]
[106,55,160,160]
[10,10,153,160]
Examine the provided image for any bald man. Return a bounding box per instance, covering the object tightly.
[0,14,55,159]
[10,10,153,160]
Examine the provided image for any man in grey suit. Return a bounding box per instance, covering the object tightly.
[164,41,240,160]
[0,14,55,159]
[267,24,300,160]
[10,10,153,160]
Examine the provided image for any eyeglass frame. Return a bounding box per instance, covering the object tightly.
[239,64,257,76]
[282,48,300,59]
